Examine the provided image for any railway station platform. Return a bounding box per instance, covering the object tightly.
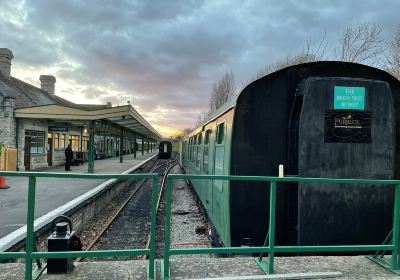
[0,152,157,249]
[0,255,398,279]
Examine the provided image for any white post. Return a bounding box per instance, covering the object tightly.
[278,164,284,177]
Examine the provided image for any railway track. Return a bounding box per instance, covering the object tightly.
[79,156,178,261]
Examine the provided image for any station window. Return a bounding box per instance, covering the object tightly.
[61,133,66,149]
[82,136,89,151]
[216,123,225,144]
[26,130,45,154]
[69,135,80,151]
[54,133,60,149]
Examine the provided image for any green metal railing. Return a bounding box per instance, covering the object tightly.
[0,171,159,280]
[162,174,400,279]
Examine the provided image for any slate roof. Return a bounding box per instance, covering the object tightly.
[0,72,106,110]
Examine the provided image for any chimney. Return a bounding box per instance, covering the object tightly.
[39,75,56,94]
[0,48,14,79]
[106,101,112,108]
[3,96,15,109]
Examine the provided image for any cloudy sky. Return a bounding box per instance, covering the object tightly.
[1,0,399,137]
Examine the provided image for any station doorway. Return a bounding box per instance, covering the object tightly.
[24,136,31,171]
[47,133,53,166]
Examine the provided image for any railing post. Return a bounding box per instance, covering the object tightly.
[268,181,277,274]
[148,175,158,279]
[392,184,400,270]
[163,177,173,279]
[25,176,36,280]
[88,120,95,173]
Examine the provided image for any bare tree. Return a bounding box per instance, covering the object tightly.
[172,128,192,141]
[334,23,385,64]
[385,24,400,80]
[209,71,236,113]
[241,23,386,90]
[194,111,208,126]
[242,35,328,88]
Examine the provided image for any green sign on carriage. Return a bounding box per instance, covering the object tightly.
[334,86,365,110]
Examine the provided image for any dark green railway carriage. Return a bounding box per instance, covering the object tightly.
[181,61,400,248]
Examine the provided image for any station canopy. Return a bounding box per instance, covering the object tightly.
[14,104,162,140]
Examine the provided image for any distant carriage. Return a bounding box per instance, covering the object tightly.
[158,141,172,159]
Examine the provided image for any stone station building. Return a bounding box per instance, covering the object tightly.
[0,48,161,171]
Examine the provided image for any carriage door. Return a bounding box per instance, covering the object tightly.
[203,130,212,211]
[212,122,225,231]
[24,136,31,171]
[297,77,395,246]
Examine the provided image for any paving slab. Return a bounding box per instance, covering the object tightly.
[169,256,400,280]
[40,260,148,280]
[0,263,25,280]
[1,255,398,280]
[0,152,157,239]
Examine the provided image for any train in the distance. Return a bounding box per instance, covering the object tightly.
[158,141,172,159]
[181,61,400,249]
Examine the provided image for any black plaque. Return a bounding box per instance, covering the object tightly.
[324,110,371,143]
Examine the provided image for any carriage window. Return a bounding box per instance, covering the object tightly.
[214,146,225,191]
[216,123,225,144]
[198,133,202,145]
[205,130,211,144]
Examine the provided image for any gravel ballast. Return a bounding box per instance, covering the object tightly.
[169,165,211,259]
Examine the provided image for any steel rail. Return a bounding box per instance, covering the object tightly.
[77,160,164,262]
[143,159,180,259]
